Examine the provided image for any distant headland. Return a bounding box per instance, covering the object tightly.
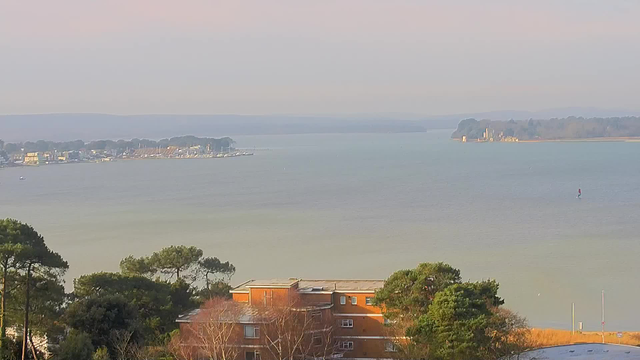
[451,116,640,142]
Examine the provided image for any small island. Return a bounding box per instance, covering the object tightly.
[451,116,640,142]
[0,135,253,167]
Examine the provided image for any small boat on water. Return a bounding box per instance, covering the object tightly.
[19,176,25,181]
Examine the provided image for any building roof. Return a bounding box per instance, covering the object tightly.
[231,279,384,293]
[518,344,640,360]
[298,280,384,293]
[231,278,300,292]
[176,303,271,324]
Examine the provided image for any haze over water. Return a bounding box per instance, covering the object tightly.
[1,130,639,330]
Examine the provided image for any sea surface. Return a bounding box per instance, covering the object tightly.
[1,131,639,330]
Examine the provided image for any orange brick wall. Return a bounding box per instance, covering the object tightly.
[233,293,249,302]
[333,293,381,315]
[225,287,392,360]
[249,288,292,307]
[300,293,333,304]
[335,315,385,337]
[337,338,393,359]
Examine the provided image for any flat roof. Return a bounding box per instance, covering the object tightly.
[519,344,640,360]
[176,303,270,324]
[299,280,384,293]
[231,279,300,293]
[231,279,384,293]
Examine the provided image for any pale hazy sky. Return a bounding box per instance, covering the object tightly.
[1,0,639,115]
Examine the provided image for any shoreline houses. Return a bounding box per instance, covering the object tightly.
[177,278,397,360]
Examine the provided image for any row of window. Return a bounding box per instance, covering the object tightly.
[246,318,382,338]
[340,318,392,328]
[245,317,393,339]
[339,296,374,305]
[245,340,396,355]
[338,341,398,352]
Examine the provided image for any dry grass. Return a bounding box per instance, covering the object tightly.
[528,329,640,348]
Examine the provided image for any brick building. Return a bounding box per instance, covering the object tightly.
[177,278,397,360]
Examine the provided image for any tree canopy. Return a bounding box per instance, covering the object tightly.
[373,262,461,320]
[73,272,175,341]
[64,294,141,355]
[0,220,237,360]
[54,330,94,360]
[409,283,496,360]
[119,246,234,287]
[0,219,68,359]
[375,262,528,360]
[149,246,203,281]
[2,136,235,154]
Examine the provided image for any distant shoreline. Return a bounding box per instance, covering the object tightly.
[454,136,640,143]
[520,137,640,143]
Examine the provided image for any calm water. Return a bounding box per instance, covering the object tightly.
[1,131,639,330]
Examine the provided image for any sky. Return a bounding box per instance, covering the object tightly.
[1,0,639,115]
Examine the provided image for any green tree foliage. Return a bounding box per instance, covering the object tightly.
[8,272,67,339]
[149,246,203,281]
[16,229,68,358]
[0,219,68,358]
[55,330,94,360]
[1,336,24,360]
[92,347,110,360]
[198,257,235,289]
[118,256,155,278]
[373,262,461,320]
[197,281,233,301]
[169,279,197,317]
[451,116,640,141]
[64,294,141,356]
[73,272,175,342]
[0,219,31,346]
[375,263,527,360]
[120,246,205,282]
[409,283,495,360]
[112,246,235,346]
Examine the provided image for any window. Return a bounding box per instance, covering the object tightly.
[365,297,373,305]
[351,296,357,305]
[341,319,354,328]
[244,325,260,339]
[340,296,346,305]
[246,351,261,360]
[312,335,323,346]
[339,341,354,350]
[385,342,398,352]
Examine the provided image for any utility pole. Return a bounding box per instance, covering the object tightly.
[572,303,575,336]
[601,290,605,344]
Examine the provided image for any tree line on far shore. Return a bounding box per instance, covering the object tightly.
[0,136,235,156]
[0,219,532,360]
[451,116,640,140]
